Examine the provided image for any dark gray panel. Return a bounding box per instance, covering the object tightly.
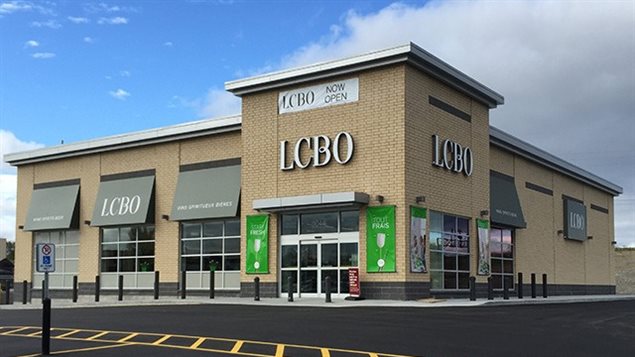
[24,184,80,231]
[564,198,587,241]
[91,176,155,226]
[490,171,526,228]
[171,165,240,220]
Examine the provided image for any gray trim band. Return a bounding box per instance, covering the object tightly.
[429,96,471,122]
[101,169,155,182]
[591,204,609,214]
[33,178,81,190]
[180,158,241,172]
[525,181,553,196]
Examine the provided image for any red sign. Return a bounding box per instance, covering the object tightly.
[348,268,360,297]
[42,244,51,255]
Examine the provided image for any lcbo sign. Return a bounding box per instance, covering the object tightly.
[432,134,474,176]
[100,195,142,217]
[278,78,359,114]
[280,132,354,170]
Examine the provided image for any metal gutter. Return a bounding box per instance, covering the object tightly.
[490,126,623,196]
[225,42,504,108]
[4,115,242,166]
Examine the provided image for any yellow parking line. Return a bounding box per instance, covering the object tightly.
[49,343,132,355]
[190,337,206,349]
[321,348,331,357]
[275,344,285,357]
[3,327,30,335]
[27,330,42,337]
[87,331,110,340]
[152,334,172,345]
[231,340,244,353]
[118,332,139,343]
[369,354,380,357]
[56,329,81,338]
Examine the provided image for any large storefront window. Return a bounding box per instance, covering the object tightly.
[33,231,79,289]
[100,226,155,289]
[429,212,470,290]
[181,219,240,289]
[490,227,514,290]
[280,210,359,295]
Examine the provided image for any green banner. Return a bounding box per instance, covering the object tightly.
[477,219,490,275]
[366,206,396,273]
[246,215,269,274]
[410,207,427,273]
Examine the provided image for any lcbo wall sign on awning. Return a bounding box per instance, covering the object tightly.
[278,78,359,114]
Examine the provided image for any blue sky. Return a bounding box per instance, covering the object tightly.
[0,0,633,246]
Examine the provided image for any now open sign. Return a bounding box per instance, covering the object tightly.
[36,243,56,273]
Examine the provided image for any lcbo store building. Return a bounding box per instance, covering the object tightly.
[6,43,622,300]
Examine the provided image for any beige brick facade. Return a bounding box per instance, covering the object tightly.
[11,52,618,299]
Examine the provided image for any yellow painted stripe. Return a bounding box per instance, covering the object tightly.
[321,348,331,357]
[50,343,132,355]
[26,330,42,337]
[190,337,206,349]
[3,327,30,335]
[275,344,285,357]
[56,329,81,338]
[87,331,110,340]
[152,334,172,345]
[231,340,244,353]
[369,354,380,357]
[118,332,139,343]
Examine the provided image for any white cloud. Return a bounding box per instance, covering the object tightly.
[24,39,39,48]
[0,1,32,14]
[119,70,131,77]
[0,129,45,241]
[83,36,95,43]
[84,3,137,13]
[176,89,241,118]
[163,41,173,47]
[109,88,130,100]
[31,19,61,29]
[68,16,89,24]
[98,16,128,25]
[256,1,635,246]
[31,52,55,59]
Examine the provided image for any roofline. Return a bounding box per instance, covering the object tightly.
[4,115,242,166]
[490,126,623,196]
[225,42,504,108]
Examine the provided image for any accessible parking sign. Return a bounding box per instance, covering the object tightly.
[36,243,56,272]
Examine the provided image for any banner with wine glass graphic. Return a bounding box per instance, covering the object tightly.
[477,219,490,275]
[246,214,269,274]
[366,205,396,273]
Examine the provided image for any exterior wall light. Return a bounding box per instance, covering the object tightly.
[375,195,385,204]
[556,229,564,235]
[161,214,170,221]
[84,220,91,226]
[479,210,489,217]
[415,196,426,204]
[18,225,24,230]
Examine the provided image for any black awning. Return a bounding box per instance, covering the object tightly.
[490,171,526,228]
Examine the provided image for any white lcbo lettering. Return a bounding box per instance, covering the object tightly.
[100,195,142,217]
[570,212,585,230]
[279,131,354,170]
[432,134,474,176]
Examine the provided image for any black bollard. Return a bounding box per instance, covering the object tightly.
[518,272,523,299]
[254,277,260,301]
[3,280,10,305]
[95,276,100,302]
[42,297,51,355]
[154,271,160,300]
[487,277,493,300]
[209,272,215,299]
[181,271,186,299]
[118,275,123,301]
[22,280,28,305]
[542,273,548,298]
[469,276,477,301]
[531,273,536,299]
[325,276,332,303]
[503,277,509,300]
[72,276,78,303]
[287,276,294,302]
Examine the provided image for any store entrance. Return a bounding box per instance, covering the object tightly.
[279,210,359,297]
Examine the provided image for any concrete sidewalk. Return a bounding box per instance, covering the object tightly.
[1,294,634,310]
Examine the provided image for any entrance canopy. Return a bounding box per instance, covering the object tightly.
[490,171,526,228]
[253,192,369,213]
[170,165,241,220]
[91,175,155,226]
[24,183,80,231]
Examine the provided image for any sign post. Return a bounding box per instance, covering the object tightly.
[36,243,56,300]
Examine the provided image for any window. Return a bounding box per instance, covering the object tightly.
[429,212,470,290]
[180,219,240,289]
[490,227,514,290]
[33,231,79,289]
[282,210,359,235]
[100,226,155,289]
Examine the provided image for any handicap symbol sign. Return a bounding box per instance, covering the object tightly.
[43,256,51,265]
